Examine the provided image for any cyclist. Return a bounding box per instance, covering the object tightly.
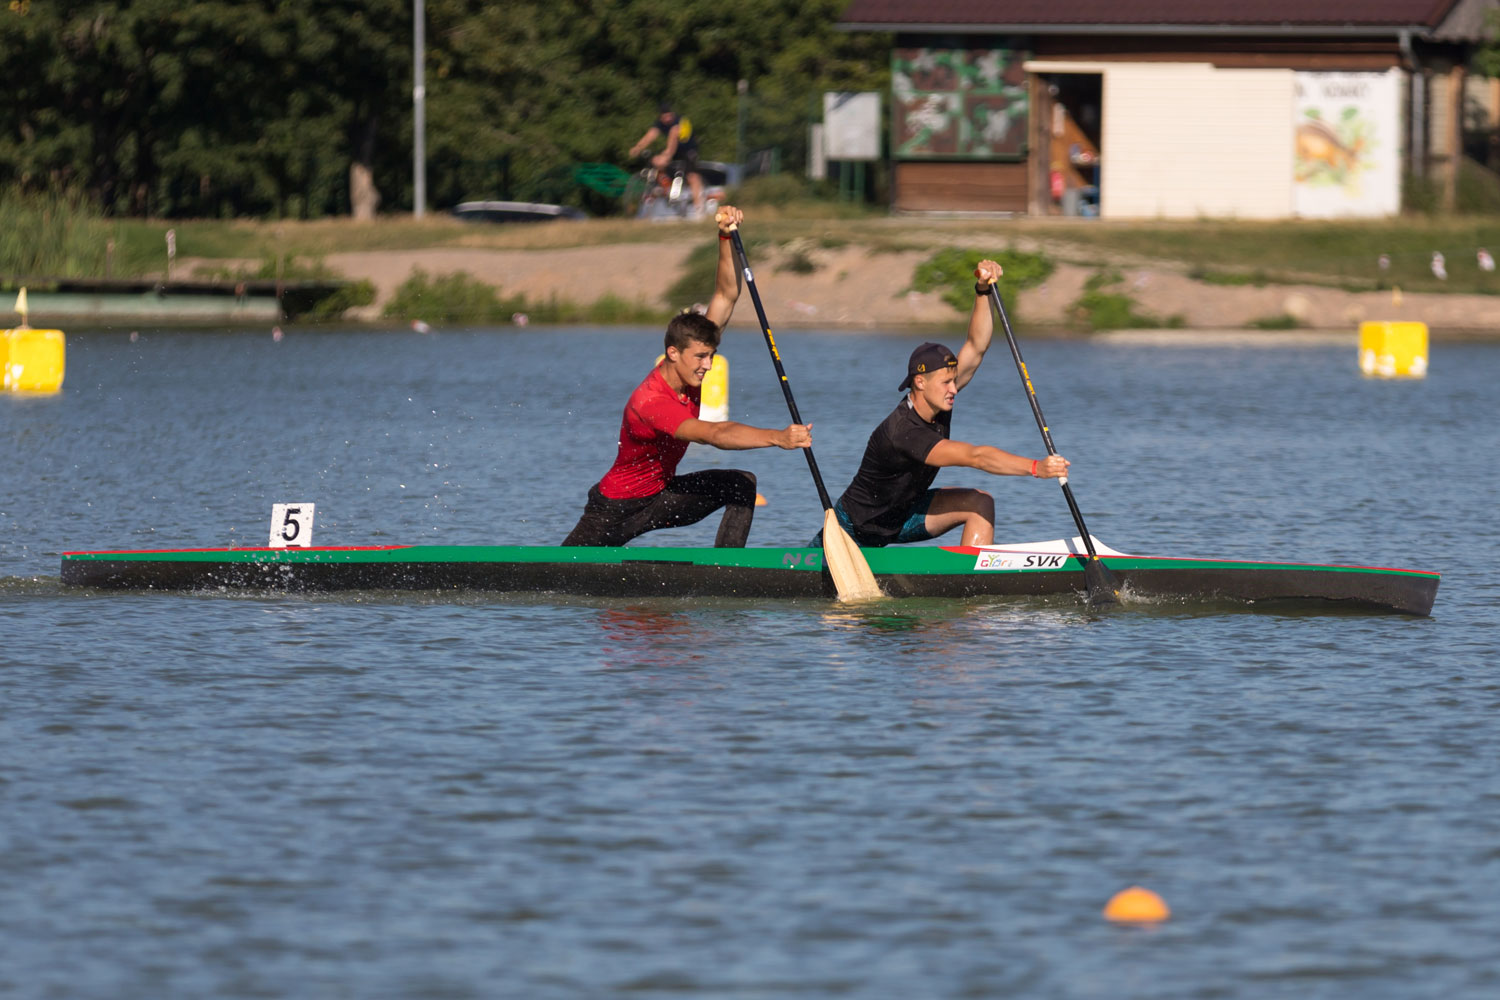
[629,101,705,217]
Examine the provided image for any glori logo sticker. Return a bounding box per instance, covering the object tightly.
[975,552,1067,571]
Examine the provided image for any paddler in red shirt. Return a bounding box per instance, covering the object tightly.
[562,206,812,547]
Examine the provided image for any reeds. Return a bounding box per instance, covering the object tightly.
[0,187,110,279]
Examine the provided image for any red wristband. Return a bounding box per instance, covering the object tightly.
[1029,459,1039,477]
[719,231,732,240]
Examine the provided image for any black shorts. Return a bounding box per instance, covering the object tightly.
[562,469,756,547]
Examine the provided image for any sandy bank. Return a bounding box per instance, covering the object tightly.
[194,237,1500,334]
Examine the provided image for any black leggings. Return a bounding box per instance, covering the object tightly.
[562,470,757,547]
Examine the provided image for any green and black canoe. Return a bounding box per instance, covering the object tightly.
[59,537,1440,615]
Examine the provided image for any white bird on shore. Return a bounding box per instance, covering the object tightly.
[411,320,432,334]
[1431,252,1447,281]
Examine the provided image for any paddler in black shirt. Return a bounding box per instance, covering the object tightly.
[822,259,1071,548]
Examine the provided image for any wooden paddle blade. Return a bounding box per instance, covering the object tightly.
[1083,557,1121,606]
[822,509,884,602]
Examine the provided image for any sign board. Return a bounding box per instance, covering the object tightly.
[823,92,881,161]
[1293,70,1401,218]
[270,503,315,548]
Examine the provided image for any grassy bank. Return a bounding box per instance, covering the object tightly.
[87,213,1500,298]
[9,187,1500,318]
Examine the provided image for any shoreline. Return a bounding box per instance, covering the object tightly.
[11,239,1500,338]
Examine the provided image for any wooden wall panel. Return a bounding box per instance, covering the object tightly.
[893,162,1029,213]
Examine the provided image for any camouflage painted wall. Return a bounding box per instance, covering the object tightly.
[892,46,1030,159]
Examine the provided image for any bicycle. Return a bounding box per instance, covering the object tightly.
[629,160,722,221]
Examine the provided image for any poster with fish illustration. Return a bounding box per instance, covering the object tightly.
[1293,70,1400,217]
[892,46,1030,159]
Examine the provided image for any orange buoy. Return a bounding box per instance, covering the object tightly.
[1103,886,1170,923]
[754,493,767,507]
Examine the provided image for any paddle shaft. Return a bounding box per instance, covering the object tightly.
[987,285,1104,563]
[729,229,835,511]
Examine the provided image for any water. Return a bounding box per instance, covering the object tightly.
[3,326,1497,998]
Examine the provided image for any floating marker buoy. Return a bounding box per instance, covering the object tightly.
[654,351,729,422]
[755,493,767,507]
[1104,886,1170,923]
[2,327,66,393]
[1359,321,1427,377]
[700,353,729,422]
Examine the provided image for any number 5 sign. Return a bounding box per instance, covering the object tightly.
[269,503,315,547]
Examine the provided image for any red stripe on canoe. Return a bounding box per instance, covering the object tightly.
[62,545,414,557]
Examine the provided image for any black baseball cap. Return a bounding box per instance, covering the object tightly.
[898,342,958,390]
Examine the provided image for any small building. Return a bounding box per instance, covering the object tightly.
[838,0,1499,217]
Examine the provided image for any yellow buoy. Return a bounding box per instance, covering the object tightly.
[1103,886,1170,923]
[699,353,729,422]
[754,493,768,507]
[1359,321,1427,378]
[2,327,66,393]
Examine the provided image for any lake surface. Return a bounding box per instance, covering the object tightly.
[3,325,1497,999]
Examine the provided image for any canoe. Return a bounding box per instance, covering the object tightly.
[59,537,1439,615]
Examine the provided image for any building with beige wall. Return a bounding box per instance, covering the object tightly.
[840,0,1499,218]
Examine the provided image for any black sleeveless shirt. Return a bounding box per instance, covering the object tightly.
[836,398,951,544]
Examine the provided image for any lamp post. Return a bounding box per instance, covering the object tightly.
[413,0,426,218]
[736,79,748,172]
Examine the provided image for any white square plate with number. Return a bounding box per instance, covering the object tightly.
[270,503,315,548]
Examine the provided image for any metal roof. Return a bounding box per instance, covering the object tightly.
[839,0,1464,32]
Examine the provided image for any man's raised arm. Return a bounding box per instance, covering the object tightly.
[955,259,1003,391]
[705,206,745,328]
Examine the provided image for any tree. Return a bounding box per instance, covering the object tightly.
[0,0,890,218]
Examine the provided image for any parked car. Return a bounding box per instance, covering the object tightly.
[451,201,586,224]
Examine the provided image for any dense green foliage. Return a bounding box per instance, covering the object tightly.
[382,268,524,323]
[383,268,665,324]
[0,1,887,219]
[1071,270,1182,331]
[909,248,1055,313]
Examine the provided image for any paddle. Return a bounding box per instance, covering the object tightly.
[985,282,1120,606]
[725,226,883,602]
